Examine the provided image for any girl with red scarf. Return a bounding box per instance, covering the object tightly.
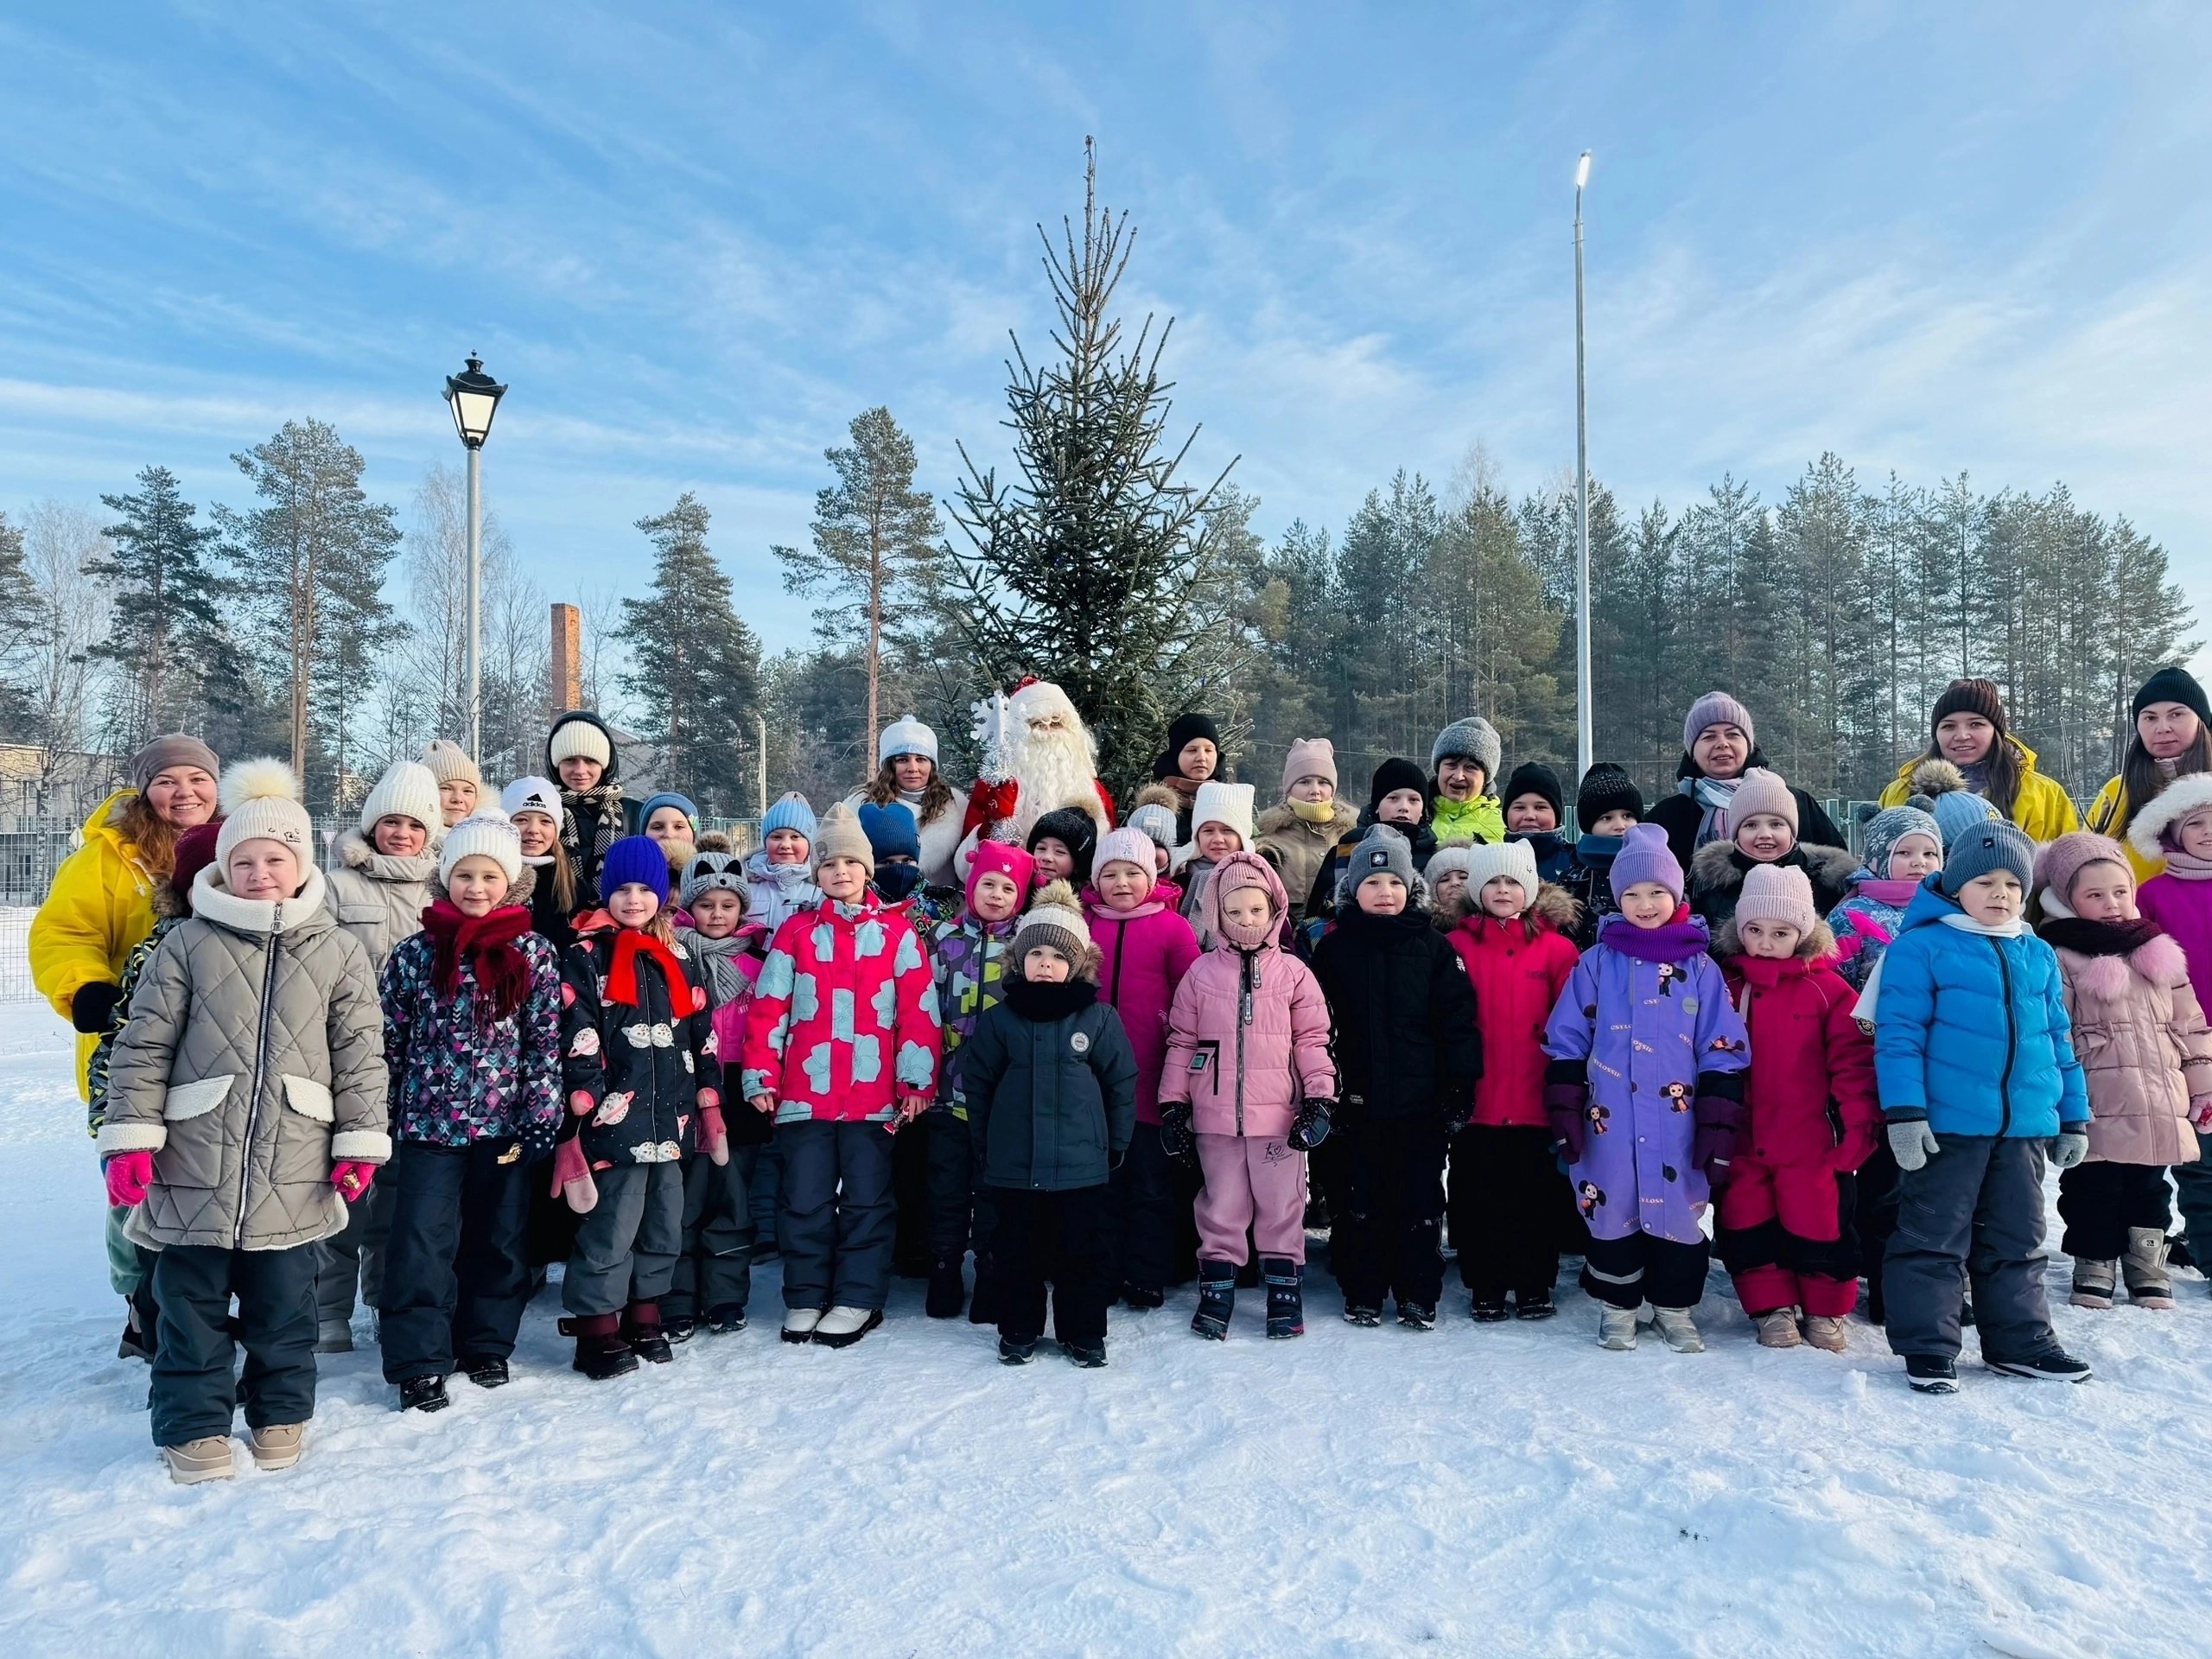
[377,810,563,1412]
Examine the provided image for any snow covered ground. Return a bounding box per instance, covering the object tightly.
[0,1001,2207,1659]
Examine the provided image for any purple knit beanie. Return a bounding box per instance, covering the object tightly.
[1609,823,1684,904]
[1682,691,1755,756]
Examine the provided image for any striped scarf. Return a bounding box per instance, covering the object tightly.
[560,781,623,877]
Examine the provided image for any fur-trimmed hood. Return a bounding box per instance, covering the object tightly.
[2128,772,2212,861]
[1691,838,1859,896]
[1530,880,1584,934]
[1713,915,1839,962]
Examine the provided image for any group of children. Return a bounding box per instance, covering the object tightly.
[79,673,2212,1480]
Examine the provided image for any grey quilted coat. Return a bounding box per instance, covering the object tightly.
[324,829,439,970]
[98,865,391,1252]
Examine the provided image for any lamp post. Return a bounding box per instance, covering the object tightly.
[443,353,507,762]
[1573,151,1593,783]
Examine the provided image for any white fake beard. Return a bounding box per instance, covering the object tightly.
[1004,721,1099,842]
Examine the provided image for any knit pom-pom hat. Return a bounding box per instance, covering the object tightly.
[215,759,312,870]
[1014,880,1093,973]
[420,738,481,790]
[1127,801,1179,854]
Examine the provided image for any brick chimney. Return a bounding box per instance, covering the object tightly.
[551,602,582,710]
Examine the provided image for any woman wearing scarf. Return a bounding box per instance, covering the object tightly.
[1876,678,2080,843]
[1148,712,1226,843]
[1647,691,1846,871]
[545,709,634,897]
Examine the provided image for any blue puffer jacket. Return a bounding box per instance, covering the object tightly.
[1872,879,2088,1138]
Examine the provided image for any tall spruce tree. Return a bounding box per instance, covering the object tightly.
[616,493,762,813]
[0,512,35,730]
[87,466,233,753]
[943,139,1239,795]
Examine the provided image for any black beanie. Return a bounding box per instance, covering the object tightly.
[2133,664,2210,726]
[1154,712,1224,780]
[1028,807,1099,885]
[1575,762,1644,834]
[1502,761,1564,823]
[1369,756,1428,810]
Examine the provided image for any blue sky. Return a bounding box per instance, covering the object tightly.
[3,3,2208,658]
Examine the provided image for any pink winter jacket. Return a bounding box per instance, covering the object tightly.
[2050,931,2212,1166]
[1159,859,1336,1139]
[1086,895,1201,1126]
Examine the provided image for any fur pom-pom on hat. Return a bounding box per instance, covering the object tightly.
[215,759,313,868]
[1906,758,2001,849]
[1014,880,1096,977]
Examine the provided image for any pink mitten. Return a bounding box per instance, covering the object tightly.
[2192,1097,2212,1134]
[105,1150,154,1208]
[550,1137,599,1214]
[331,1161,377,1202]
[696,1103,730,1166]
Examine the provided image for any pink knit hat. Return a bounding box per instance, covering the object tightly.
[1730,767,1798,836]
[1281,737,1338,795]
[966,841,1037,911]
[2031,831,2131,914]
[1736,863,1816,934]
[1093,827,1158,890]
[1204,850,1287,950]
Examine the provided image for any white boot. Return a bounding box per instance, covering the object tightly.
[1598,1306,1638,1350]
[1650,1307,1704,1353]
[2123,1229,2175,1309]
[780,1306,823,1344]
[812,1306,883,1349]
[161,1437,237,1484]
[1754,1308,1802,1349]
[2069,1259,2116,1310]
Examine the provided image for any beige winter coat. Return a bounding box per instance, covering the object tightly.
[2052,931,2212,1167]
[1255,799,1357,920]
[323,829,439,970]
[98,865,391,1252]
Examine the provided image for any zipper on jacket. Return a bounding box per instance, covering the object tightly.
[1109,918,1128,1006]
[1991,938,2016,1136]
[235,903,283,1247]
[1236,952,1254,1136]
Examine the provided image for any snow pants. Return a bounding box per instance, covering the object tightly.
[1194,1133,1306,1267]
[893,1111,931,1274]
[1448,1124,1568,1300]
[779,1118,896,1313]
[1854,1139,1903,1319]
[2058,1159,2174,1261]
[1333,1117,1446,1311]
[563,1161,683,1318]
[1112,1122,1185,1294]
[1885,1135,2056,1364]
[1715,1157,1861,1318]
[315,1177,394,1327]
[149,1242,318,1447]
[990,1183,1114,1346]
[380,1139,533,1383]
[1580,1229,1710,1312]
[667,1143,760,1320]
[924,1109,996,1268]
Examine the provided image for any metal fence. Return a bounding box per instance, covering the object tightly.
[0,910,31,1003]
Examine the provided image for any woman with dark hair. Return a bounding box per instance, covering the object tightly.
[2088,665,2212,882]
[1646,692,1845,872]
[29,734,221,1358]
[847,714,963,888]
[1876,677,2080,842]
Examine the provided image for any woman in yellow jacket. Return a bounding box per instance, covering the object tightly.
[29,734,219,1351]
[2083,666,2212,884]
[1876,678,2079,842]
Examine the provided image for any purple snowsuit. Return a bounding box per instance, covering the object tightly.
[1542,916,1750,1245]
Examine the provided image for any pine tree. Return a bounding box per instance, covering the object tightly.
[616,493,763,814]
[0,512,35,730]
[773,406,944,766]
[943,139,1239,795]
[87,466,233,753]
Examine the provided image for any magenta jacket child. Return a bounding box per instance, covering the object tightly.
[2131,775,2212,1277]
[1087,826,1203,1305]
[1544,823,1750,1353]
[1158,852,1335,1341]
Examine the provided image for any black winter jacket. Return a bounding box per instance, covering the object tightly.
[1311,906,1481,1123]
[558,924,721,1167]
[1687,841,1859,931]
[963,976,1138,1192]
[1646,747,1846,873]
[1303,809,1440,926]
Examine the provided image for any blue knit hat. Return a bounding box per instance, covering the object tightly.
[858,801,920,861]
[600,835,671,906]
[762,791,817,845]
[637,791,698,833]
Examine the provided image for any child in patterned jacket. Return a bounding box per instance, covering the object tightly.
[378,811,563,1411]
[742,803,942,1350]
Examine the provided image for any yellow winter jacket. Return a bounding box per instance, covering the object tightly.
[1876,740,2081,844]
[29,791,158,1101]
[1429,792,1504,846]
[2086,775,2172,883]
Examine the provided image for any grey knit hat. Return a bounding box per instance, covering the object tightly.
[679,849,749,912]
[1938,818,2035,898]
[1429,716,1502,784]
[1859,804,1942,875]
[1348,823,1417,896]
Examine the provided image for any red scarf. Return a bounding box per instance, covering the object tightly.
[607,927,690,1008]
[421,900,533,1022]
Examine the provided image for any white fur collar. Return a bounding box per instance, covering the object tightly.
[192,865,333,938]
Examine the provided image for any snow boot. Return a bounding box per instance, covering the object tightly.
[1262,1257,1304,1338]
[398,1375,449,1414]
[1801,1316,1850,1353]
[315,1319,353,1355]
[2070,1258,2117,1310]
[999,1335,1037,1365]
[813,1306,882,1348]
[1120,1282,1166,1310]
[459,1355,510,1388]
[1651,1307,1704,1353]
[1755,1308,1803,1349]
[1062,1338,1107,1368]
[562,1313,639,1379]
[781,1307,823,1344]
[1342,1304,1382,1328]
[2123,1228,2175,1309]
[161,1436,236,1484]
[705,1304,747,1335]
[1985,1344,2093,1382]
[1514,1287,1556,1321]
[1905,1354,1958,1394]
[1398,1301,1436,1332]
[1469,1295,1510,1323]
[247,1422,305,1471]
[664,1314,696,1345]
[623,1300,673,1364]
[1192,1260,1236,1339]
[926,1256,966,1319]
[1598,1306,1638,1350]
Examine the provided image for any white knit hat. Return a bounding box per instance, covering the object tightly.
[440,808,524,884]
[420,738,482,790]
[1015,880,1092,966]
[215,759,313,868]
[877,714,938,766]
[1191,780,1255,845]
[549,717,613,768]
[1462,838,1541,906]
[501,776,563,822]
[359,760,441,835]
